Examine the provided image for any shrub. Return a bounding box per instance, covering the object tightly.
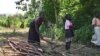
[20,19,29,28]
[40,24,64,41]
[6,17,21,28]
[74,24,93,44]
[0,17,7,27]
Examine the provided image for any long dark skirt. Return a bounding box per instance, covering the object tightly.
[65,29,74,38]
[28,21,40,45]
[28,28,40,43]
[65,29,74,50]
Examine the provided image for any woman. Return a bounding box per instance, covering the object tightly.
[28,12,44,46]
[64,14,74,50]
[91,13,100,46]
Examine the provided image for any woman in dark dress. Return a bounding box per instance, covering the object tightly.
[28,12,44,46]
[64,14,74,50]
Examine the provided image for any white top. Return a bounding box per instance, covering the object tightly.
[65,20,72,29]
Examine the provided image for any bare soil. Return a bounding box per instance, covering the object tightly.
[0,28,100,56]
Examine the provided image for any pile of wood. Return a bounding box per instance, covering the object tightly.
[0,40,43,56]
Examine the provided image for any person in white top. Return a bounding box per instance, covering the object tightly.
[64,14,74,50]
[91,13,100,46]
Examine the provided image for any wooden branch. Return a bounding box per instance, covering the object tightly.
[8,40,19,52]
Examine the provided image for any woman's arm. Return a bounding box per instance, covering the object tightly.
[35,20,43,39]
[92,17,96,27]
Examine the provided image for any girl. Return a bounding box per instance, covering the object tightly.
[64,14,74,50]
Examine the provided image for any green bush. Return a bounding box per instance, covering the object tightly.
[20,19,29,28]
[0,19,7,27]
[74,24,92,44]
[6,17,21,28]
[14,18,21,28]
[52,25,64,40]
[0,16,7,27]
[40,24,64,41]
[0,16,32,28]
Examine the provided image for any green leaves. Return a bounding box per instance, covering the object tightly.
[74,25,92,44]
[42,0,60,23]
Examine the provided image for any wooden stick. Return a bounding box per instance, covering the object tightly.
[8,40,19,52]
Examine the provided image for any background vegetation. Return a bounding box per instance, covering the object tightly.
[0,0,100,44]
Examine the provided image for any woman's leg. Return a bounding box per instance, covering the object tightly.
[65,30,73,50]
[66,41,71,50]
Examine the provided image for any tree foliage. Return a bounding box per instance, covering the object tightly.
[42,0,60,23]
[0,0,100,43]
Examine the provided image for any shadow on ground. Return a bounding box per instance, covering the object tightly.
[0,32,28,40]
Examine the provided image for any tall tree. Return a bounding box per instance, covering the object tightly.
[42,0,60,23]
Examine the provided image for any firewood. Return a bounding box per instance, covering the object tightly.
[8,40,42,56]
[8,40,19,52]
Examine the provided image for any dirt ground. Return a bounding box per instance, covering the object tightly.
[0,28,100,56]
